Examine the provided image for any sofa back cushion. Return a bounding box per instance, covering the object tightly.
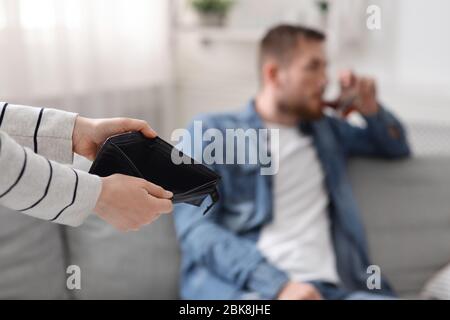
[349,157,450,297]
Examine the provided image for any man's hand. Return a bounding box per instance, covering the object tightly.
[73,116,157,160]
[337,70,379,116]
[94,174,173,232]
[277,282,323,300]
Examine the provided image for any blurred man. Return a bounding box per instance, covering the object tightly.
[174,25,410,300]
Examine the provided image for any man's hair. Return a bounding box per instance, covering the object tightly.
[259,24,326,70]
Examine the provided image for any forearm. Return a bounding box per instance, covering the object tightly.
[0,131,102,227]
[0,102,77,164]
[364,106,411,158]
[175,205,289,299]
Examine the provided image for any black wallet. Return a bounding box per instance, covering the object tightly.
[89,132,221,214]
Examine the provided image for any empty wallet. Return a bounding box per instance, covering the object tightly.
[89,132,221,214]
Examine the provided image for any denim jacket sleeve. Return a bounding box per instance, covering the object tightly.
[173,118,289,299]
[174,202,289,298]
[328,106,411,158]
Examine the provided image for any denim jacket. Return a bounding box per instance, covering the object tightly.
[173,100,411,299]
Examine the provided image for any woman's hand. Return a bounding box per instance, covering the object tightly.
[72,116,157,160]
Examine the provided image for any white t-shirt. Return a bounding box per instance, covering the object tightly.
[257,123,340,284]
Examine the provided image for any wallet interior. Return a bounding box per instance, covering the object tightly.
[89,132,220,212]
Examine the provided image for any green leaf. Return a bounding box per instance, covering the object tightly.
[190,0,234,14]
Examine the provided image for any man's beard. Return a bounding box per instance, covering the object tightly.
[278,99,324,121]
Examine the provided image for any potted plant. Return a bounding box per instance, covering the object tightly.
[190,0,235,27]
[315,0,329,28]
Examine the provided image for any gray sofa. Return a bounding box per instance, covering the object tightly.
[1,156,450,299]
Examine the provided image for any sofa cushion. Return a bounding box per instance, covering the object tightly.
[0,206,68,299]
[349,157,450,297]
[64,214,180,299]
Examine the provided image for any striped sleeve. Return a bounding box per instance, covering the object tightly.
[0,130,102,227]
[0,102,77,164]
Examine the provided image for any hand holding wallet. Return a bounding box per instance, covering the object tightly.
[89,132,221,214]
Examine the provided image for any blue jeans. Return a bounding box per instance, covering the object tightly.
[180,266,396,300]
[311,281,396,300]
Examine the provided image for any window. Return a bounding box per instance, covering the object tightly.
[19,0,56,29]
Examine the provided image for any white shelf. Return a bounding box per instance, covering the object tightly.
[176,26,264,44]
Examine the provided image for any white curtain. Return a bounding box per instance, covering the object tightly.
[0,0,172,123]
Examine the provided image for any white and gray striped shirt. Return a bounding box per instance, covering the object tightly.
[0,102,102,227]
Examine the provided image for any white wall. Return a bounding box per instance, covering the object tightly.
[395,0,450,89]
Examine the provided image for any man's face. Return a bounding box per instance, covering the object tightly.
[275,39,328,120]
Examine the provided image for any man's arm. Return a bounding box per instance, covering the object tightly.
[327,72,411,158]
[174,201,289,299]
[329,106,411,158]
[175,198,323,300]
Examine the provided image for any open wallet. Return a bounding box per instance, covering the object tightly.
[89,132,221,215]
